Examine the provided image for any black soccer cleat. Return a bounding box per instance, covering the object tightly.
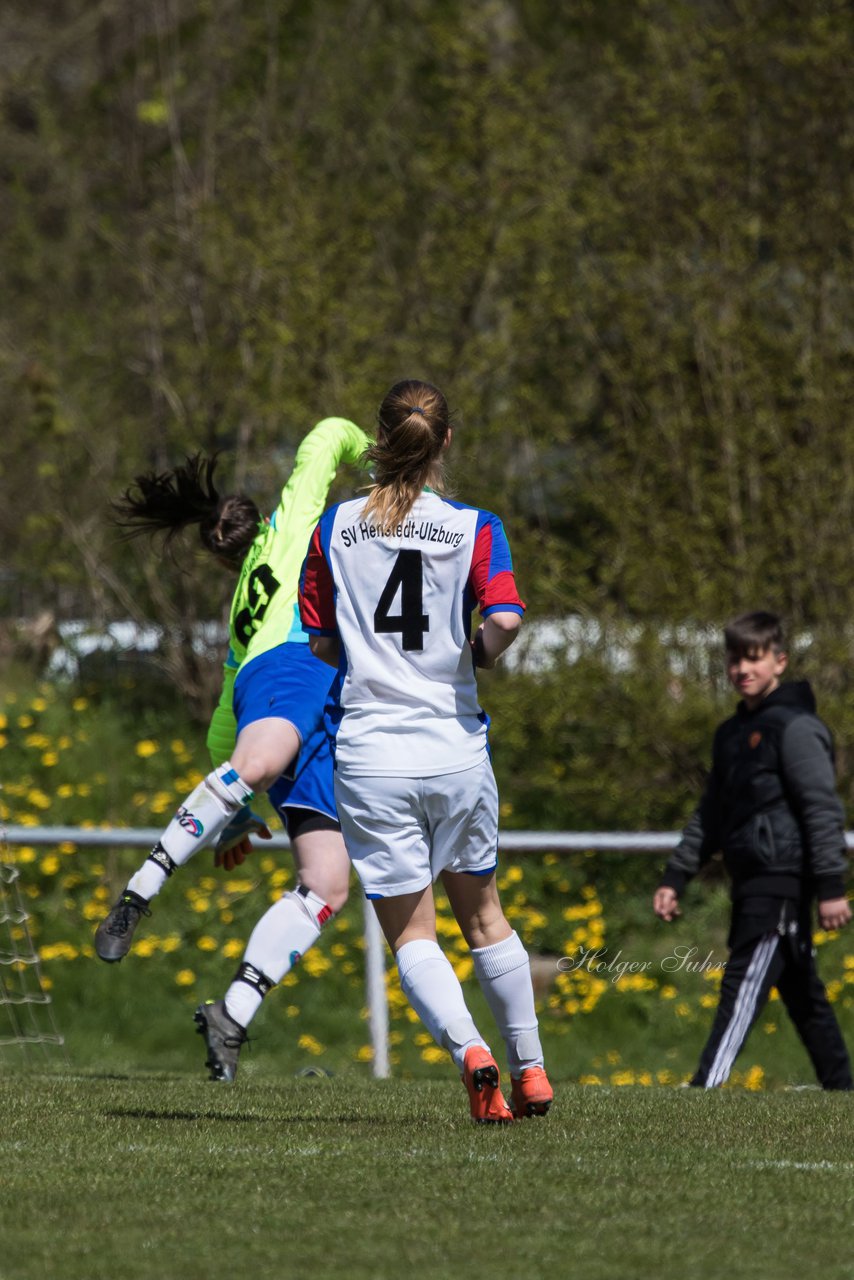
[194,999,248,1082]
[94,890,151,963]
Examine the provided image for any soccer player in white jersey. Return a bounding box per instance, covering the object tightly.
[94,418,371,1080]
[299,379,553,1123]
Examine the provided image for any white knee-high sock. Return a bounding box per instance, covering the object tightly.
[396,938,486,1072]
[127,762,253,901]
[471,931,544,1076]
[224,886,333,1027]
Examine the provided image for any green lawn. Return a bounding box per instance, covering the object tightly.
[1,1072,852,1280]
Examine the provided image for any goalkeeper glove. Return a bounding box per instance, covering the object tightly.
[214,806,272,870]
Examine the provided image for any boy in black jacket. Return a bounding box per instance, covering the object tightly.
[654,611,852,1089]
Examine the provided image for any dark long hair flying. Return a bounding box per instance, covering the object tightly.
[113,453,261,569]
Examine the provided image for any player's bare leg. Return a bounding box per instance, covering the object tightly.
[95,719,300,963]
[444,870,553,1118]
[196,824,348,1080]
[372,889,512,1123]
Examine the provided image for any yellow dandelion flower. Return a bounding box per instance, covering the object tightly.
[72,697,88,711]
[221,940,244,959]
[175,969,196,986]
[41,753,58,766]
[135,740,159,758]
[660,985,677,1000]
[303,950,331,977]
[578,1074,602,1086]
[56,784,74,799]
[196,936,218,952]
[31,697,48,713]
[40,855,60,876]
[356,1045,374,1062]
[298,1033,325,1056]
[743,1065,765,1091]
[224,879,255,895]
[0,713,6,729]
[420,1046,446,1065]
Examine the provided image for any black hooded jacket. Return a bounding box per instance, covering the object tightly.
[662,681,848,904]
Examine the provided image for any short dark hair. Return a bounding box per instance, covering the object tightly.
[724,610,785,657]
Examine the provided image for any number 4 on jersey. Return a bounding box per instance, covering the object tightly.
[374,550,429,651]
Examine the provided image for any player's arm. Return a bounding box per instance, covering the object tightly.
[468,512,525,670]
[205,659,239,767]
[309,634,341,668]
[274,418,372,539]
[299,513,340,666]
[780,716,851,928]
[472,613,522,670]
[205,656,271,869]
[653,887,680,921]
[654,767,722,918]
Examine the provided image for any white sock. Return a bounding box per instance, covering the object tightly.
[396,938,486,1072]
[127,762,253,901]
[471,931,543,1076]
[224,887,332,1027]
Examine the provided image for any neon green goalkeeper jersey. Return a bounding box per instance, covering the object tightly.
[206,416,371,764]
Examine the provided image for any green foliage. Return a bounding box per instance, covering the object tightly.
[3,674,853,1093]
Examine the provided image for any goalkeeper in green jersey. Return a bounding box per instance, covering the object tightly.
[95,416,371,1079]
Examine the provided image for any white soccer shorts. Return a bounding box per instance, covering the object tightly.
[334,758,499,898]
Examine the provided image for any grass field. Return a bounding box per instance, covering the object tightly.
[1,1070,853,1280]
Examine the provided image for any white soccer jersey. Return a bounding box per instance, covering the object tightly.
[298,491,524,776]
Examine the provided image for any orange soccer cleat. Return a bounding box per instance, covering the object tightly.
[462,1046,514,1124]
[510,1066,554,1119]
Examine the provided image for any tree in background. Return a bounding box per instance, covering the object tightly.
[0,0,852,823]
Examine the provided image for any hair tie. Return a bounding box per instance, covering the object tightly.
[409,405,427,417]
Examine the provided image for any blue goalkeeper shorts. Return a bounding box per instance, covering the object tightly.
[234,641,337,823]
[233,641,334,747]
[267,718,337,823]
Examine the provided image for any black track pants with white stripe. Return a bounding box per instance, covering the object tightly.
[691,930,852,1090]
